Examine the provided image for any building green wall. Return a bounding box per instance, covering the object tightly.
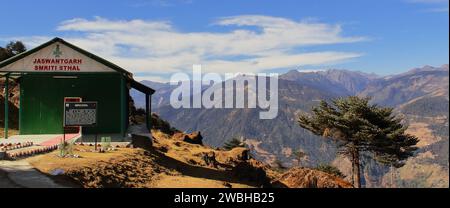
[19,73,128,135]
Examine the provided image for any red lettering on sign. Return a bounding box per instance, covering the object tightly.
[33,58,83,71]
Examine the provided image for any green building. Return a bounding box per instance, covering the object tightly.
[0,37,154,138]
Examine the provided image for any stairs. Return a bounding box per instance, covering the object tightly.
[0,142,58,160]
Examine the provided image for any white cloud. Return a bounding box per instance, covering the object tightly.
[57,16,172,32]
[201,51,362,74]
[133,75,168,82]
[2,36,51,48]
[296,68,327,73]
[130,0,194,8]
[6,15,367,81]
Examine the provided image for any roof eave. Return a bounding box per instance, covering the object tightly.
[0,37,133,78]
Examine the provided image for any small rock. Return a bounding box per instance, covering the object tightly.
[50,168,65,176]
[223,182,232,188]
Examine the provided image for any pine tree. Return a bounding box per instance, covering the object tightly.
[223,137,245,150]
[315,164,345,178]
[298,96,419,188]
[274,159,287,171]
[0,41,26,61]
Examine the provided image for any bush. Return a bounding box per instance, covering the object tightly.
[222,137,245,150]
[135,108,146,116]
[315,164,345,178]
[151,113,180,135]
[273,159,288,171]
[59,141,74,157]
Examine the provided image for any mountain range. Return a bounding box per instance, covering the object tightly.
[132,64,449,187]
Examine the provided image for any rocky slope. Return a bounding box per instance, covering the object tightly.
[27,114,351,188]
[0,80,20,131]
[154,77,340,167]
[133,64,448,188]
[274,167,353,188]
[359,65,448,107]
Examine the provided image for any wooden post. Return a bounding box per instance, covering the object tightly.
[145,94,150,131]
[4,73,9,139]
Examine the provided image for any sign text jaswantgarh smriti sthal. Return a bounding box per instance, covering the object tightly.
[33,58,83,71]
[1,42,116,73]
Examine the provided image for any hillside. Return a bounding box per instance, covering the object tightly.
[131,80,174,109]
[280,69,377,95]
[26,115,352,188]
[0,80,20,135]
[155,77,341,166]
[133,64,449,188]
[359,65,448,107]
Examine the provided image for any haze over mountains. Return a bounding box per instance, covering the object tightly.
[132,64,449,187]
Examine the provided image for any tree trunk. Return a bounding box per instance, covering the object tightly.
[354,150,361,188]
[351,154,355,186]
[390,166,396,188]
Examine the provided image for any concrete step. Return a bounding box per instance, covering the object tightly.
[3,145,58,160]
[0,142,34,152]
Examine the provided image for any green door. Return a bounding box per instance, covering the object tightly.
[39,78,64,133]
[20,75,63,134]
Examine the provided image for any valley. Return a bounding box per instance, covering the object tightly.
[132,64,449,188]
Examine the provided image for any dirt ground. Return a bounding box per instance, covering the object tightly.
[27,146,136,174]
[0,170,21,188]
[0,128,19,138]
[26,132,258,188]
[23,128,351,188]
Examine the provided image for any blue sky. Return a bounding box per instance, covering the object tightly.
[0,0,448,81]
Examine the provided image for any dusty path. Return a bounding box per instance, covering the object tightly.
[0,160,67,188]
[0,169,21,188]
